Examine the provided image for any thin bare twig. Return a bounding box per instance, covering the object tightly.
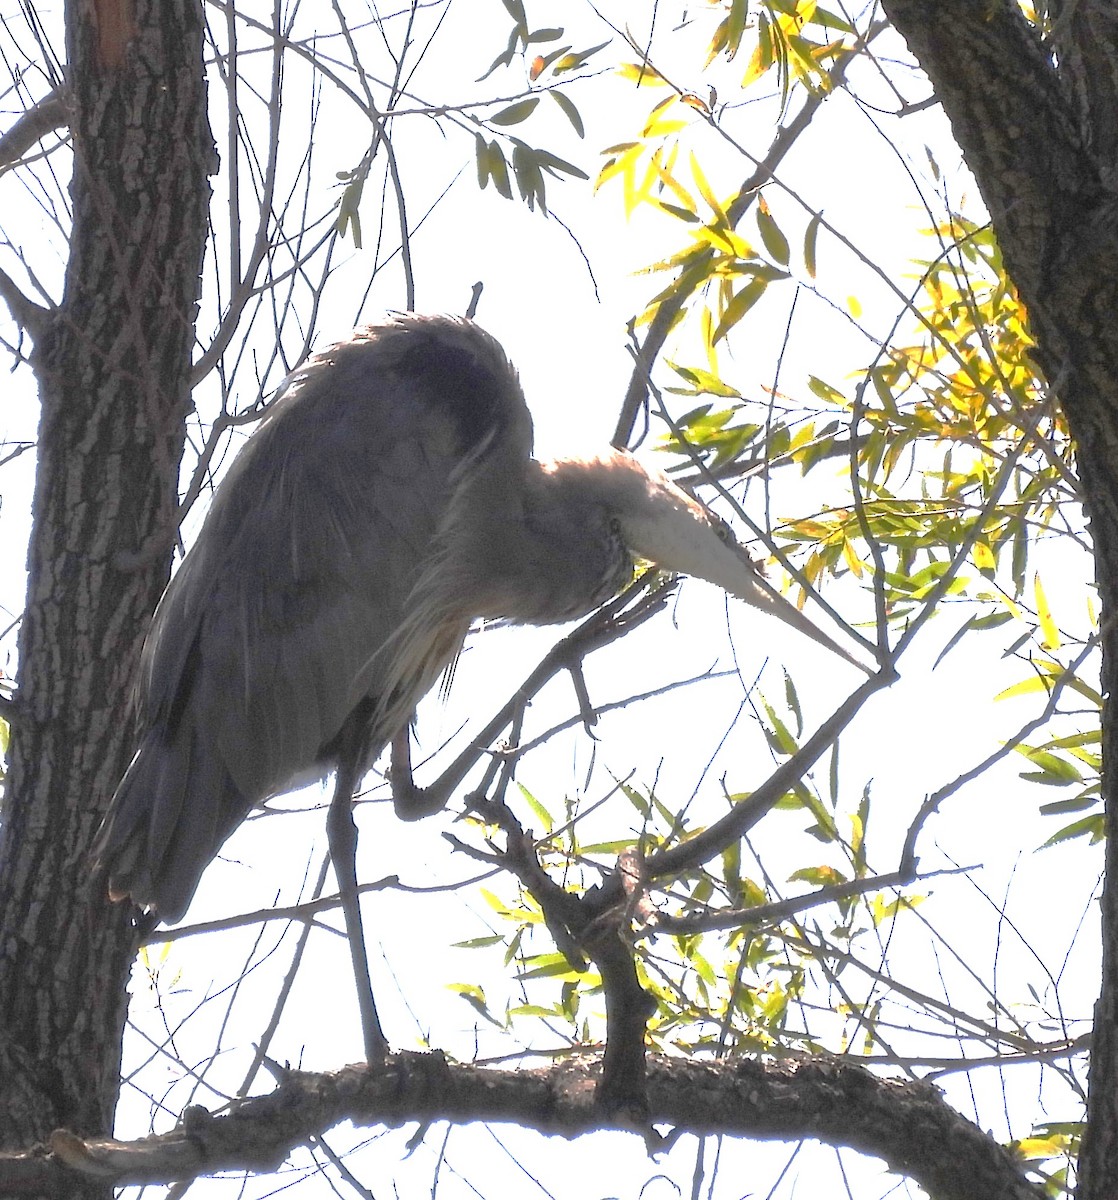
[655,863,972,935]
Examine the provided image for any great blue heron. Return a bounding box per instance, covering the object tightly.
[93,313,866,1059]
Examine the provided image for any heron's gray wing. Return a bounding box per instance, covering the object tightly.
[97,315,533,918]
[197,317,533,795]
[205,401,456,795]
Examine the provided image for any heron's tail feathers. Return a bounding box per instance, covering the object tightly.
[92,728,247,924]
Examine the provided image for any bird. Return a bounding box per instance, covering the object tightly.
[93,312,868,1059]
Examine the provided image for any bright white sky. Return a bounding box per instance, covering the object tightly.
[0,3,1100,1198]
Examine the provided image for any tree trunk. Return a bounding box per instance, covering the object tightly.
[878,4,1118,1195]
[0,0,211,1177]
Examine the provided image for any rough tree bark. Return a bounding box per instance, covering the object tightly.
[877,3,1118,1196]
[0,0,212,1184]
[0,1055,1047,1200]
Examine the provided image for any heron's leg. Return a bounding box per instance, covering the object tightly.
[390,724,457,820]
[327,742,388,1065]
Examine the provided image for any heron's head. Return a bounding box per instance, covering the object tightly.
[571,451,763,597]
[557,450,869,670]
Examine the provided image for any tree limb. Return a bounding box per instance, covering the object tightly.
[0,85,68,173]
[0,84,64,339]
[1,1053,1043,1200]
[0,264,50,342]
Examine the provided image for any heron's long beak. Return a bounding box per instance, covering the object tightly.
[615,463,873,673]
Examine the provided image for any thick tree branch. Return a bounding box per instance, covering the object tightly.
[0,265,50,342]
[0,86,67,173]
[0,1054,1043,1200]
[0,88,63,336]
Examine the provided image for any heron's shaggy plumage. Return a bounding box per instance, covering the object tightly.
[94,313,863,921]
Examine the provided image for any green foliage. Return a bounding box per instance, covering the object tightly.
[470,13,606,213]
[475,135,588,212]
[708,0,853,108]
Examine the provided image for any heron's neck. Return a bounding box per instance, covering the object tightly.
[455,455,633,625]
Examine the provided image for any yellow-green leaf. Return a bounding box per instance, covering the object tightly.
[617,61,669,86]
[973,541,995,573]
[690,152,729,226]
[549,89,585,137]
[490,97,540,126]
[757,197,790,266]
[1034,571,1060,650]
[789,864,845,887]
[743,13,774,87]
[804,210,822,277]
[1013,1137,1069,1162]
[488,142,513,198]
[475,135,491,189]
[712,277,768,343]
